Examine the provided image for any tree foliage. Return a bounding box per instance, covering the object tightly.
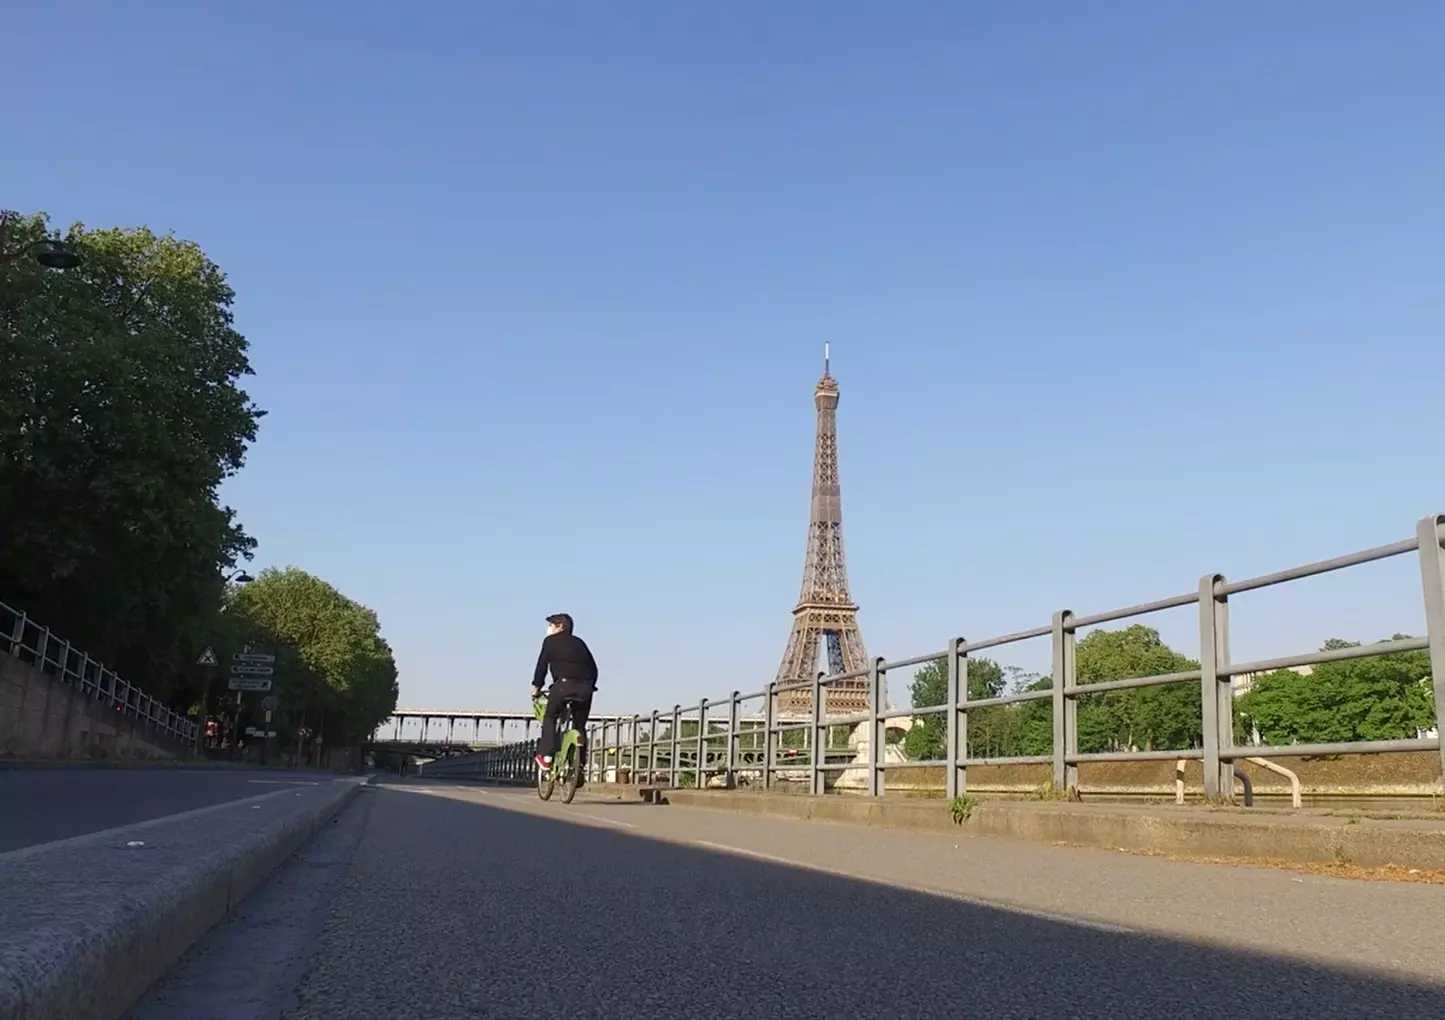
[227,568,400,746]
[1238,637,1434,745]
[902,653,1008,760]
[0,211,261,701]
[1073,625,1200,752]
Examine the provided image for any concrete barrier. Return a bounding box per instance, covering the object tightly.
[622,788,1445,872]
[0,653,183,762]
[0,776,368,1020]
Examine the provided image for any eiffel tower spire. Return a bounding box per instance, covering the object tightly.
[774,345,872,717]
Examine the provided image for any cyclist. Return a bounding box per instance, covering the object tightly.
[530,612,598,773]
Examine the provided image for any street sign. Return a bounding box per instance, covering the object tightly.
[196,647,218,667]
[261,694,279,712]
[227,675,273,692]
[230,663,274,677]
[233,644,276,664]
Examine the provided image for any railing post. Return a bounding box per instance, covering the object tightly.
[762,682,776,789]
[649,710,659,785]
[628,714,639,784]
[945,638,965,800]
[1199,572,1232,799]
[867,657,884,797]
[1050,610,1077,794]
[670,705,681,788]
[1417,515,1445,782]
[726,691,740,789]
[34,627,50,671]
[695,700,708,788]
[5,609,24,657]
[810,671,825,796]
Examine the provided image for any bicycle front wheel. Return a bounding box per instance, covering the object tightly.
[537,759,557,801]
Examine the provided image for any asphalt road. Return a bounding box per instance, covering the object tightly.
[129,779,1445,1020]
[0,767,333,852]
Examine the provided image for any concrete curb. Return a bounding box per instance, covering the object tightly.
[606,788,1445,871]
[0,776,368,1020]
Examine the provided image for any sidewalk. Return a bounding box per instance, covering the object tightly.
[582,785,1445,873]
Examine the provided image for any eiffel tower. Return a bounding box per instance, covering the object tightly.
[774,345,873,719]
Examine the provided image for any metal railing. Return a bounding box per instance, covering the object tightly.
[1,599,199,747]
[422,513,1445,802]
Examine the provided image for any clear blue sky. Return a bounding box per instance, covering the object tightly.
[7,3,1442,718]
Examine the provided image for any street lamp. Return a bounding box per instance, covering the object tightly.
[0,212,81,270]
[225,570,253,585]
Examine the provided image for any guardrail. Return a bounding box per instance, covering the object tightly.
[423,513,1445,802]
[1,599,199,747]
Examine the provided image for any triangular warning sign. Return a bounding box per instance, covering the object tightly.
[197,647,218,666]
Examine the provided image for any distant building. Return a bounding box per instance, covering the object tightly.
[1231,664,1313,698]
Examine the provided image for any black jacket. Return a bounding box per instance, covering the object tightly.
[533,632,599,689]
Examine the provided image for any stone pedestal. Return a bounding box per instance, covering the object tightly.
[834,720,913,791]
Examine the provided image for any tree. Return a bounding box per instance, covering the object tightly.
[1073,624,1201,752]
[1007,669,1055,757]
[0,211,261,703]
[1239,636,1434,745]
[902,652,1006,761]
[227,568,399,750]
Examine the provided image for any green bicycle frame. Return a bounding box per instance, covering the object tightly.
[532,694,581,782]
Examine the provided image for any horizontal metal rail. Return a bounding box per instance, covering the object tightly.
[424,514,1445,805]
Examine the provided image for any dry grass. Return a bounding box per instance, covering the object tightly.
[1064,841,1445,884]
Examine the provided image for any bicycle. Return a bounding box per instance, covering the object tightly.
[533,693,584,804]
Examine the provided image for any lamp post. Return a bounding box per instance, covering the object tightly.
[0,212,81,269]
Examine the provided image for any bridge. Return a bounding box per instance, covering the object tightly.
[368,706,634,752]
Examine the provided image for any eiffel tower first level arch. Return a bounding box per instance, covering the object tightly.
[774,345,872,719]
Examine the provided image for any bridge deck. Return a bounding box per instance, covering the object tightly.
[388,709,633,721]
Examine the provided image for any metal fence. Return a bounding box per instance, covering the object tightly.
[423,513,1445,801]
[1,598,199,747]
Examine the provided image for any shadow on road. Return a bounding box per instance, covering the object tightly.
[290,782,1445,1019]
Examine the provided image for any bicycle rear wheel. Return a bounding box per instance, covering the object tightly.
[559,746,581,804]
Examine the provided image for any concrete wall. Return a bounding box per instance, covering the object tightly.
[0,651,183,760]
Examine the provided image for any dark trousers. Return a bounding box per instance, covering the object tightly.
[537,679,594,759]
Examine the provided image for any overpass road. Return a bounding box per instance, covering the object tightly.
[0,766,332,852]
[129,779,1445,1019]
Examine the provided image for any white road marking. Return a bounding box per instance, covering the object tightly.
[690,840,1137,935]
[572,813,636,829]
[247,779,319,786]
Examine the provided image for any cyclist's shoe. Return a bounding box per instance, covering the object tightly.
[535,754,552,770]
